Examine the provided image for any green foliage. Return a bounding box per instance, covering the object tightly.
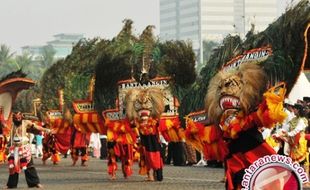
[40,59,67,111]
[40,23,133,113]
[0,44,14,65]
[180,35,242,116]
[132,43,144,56]
[94,22,196,113]
[180,1,310,118]
[12,85,40,113]
[15,53,32,70]
[0,43,58,113]
[0,44,18,78]
[159,41,197,89]
[40,45,56,68]
[196,40,219,71]
[38,19,197,116]
[109,19,137,56]
[132,26,158,83]
[94,52,132,112]
[94,19,136,112]
[40,37,110,113]
[0,69,26,83]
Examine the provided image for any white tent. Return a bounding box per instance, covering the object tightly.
[288,72,310,104]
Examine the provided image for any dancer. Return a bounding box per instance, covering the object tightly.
[71,127,91,166]
[125,88,165,181]
[42,129,60,165]
[185,63,287,189]
[105,118,137,180]
[6,112,51,189]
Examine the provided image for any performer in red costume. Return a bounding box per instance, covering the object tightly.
[71,126,91,166]
[42,126,61,165]
[125,88,165,181]
[105,118,137,180]
[186,64,287,189]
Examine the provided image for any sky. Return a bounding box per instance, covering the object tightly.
[0,0,159,53]
[0,0,295,54]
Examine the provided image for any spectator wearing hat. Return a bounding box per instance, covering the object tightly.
[278,100,296,155]
[270,99,295,155]
[279,103,308,164]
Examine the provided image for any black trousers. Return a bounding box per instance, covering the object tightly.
[72,147,87,160]
[165,142,186,166]
[100,138,107,159]
[7,158,40,188]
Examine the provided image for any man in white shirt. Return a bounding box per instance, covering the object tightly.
[279,104,308,163]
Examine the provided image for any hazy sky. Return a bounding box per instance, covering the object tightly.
[0,0,159,53]
[0,0,294,54]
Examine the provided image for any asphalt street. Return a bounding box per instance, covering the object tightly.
[0,157,225,190]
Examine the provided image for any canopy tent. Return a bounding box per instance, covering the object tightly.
[288,72,310,104]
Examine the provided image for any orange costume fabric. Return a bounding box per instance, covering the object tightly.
[133,117,165,181]
[42,133,60,165]
[71,128,91,164]
[186,88,286,190]
[105,119,137,179]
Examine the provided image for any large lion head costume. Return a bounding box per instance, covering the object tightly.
[205,63,268,124]
[125,88,164,123]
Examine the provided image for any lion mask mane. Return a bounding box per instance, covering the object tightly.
[125,88,165,122]
[205,63,268,124]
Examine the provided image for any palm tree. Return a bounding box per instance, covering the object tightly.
[15,52,33,70]
[0,44,18,78]
[0,44,15,66]
[40,45,56,68]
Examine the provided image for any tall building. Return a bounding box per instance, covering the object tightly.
[47,33,84,59]
[160,0,201,51]
[160,0,278,64]
[22,33,84,60]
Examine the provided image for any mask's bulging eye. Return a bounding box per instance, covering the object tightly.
[225,81,231,87]
[144,99,152,109]
[134,101,141,110]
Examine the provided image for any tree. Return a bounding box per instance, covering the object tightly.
[203,41,219,63]
[39,20,197,116]
[40,45,56,68]
[180,1,310,117]
[40,37,110,112]
[0,44,14,66]
[15,52,32,70]
[0,44,18,78]
[95,23,197,114]
[195,41,219,72]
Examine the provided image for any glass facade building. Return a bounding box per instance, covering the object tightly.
[160,0,278,64]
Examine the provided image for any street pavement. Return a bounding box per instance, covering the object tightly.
[0,157,225,190]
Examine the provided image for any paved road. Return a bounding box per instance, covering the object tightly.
[0,157,225,190]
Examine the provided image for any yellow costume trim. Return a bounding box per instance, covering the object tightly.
[257,83,287,129]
